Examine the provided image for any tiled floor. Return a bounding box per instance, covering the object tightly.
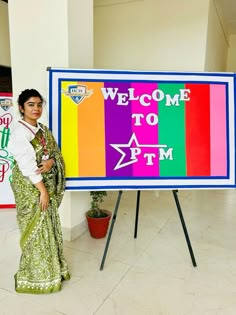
[1,189,236,315]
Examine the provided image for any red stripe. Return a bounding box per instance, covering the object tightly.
[0,93,12,96]
[0,204,15,208]
[186,84,210,176]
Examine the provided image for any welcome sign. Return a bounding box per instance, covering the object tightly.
[48,69,236,190]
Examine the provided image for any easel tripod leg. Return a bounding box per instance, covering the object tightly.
[172,190,197,267]
[134,190,141,238]
[100,190,123,270]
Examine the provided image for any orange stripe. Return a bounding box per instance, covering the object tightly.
[78,82,106,177]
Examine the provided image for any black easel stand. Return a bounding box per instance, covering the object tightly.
[172,190,197,267]
[100,189,197,270]
[134,190,141,239]
[100,190,123,270]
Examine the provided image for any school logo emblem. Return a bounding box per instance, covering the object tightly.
[62,84,93,105]
[0,98,13,112]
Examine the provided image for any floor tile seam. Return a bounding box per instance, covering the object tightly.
[129,236,236,267]
[109,235,160,269]
[63,245,134,265]
[125,214,172,247]
[105,258,133,268]
[63,236,156,257]
[0,287,48,303]
[0,228,19,235]
[156,212,174,235]
[178,242,236,270]
[0,288,16,302]
[189,238,236,256]
[9,227,19,233]
[0,227,17,232]
[132,214,181,263]
[124,214,173,255]
[13,292,68,315]
[63,245,110,260]
[92,263,133,315]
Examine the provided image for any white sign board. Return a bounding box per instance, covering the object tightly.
[0,94,15,208]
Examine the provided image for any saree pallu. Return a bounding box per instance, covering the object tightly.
[11,124,70,294]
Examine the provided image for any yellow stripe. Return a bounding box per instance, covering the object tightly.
[61,81,79,177]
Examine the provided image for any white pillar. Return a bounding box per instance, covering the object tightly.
[68,0,93,68]
[8,0,93,241]
[60,0,93,240]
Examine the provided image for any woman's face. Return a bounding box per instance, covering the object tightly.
[20,96,43,125]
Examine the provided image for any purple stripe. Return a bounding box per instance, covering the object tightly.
[105,82,133,177]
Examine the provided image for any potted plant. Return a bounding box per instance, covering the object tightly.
[86,191,112,238]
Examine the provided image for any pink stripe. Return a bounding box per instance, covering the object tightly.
[210,84,227,176]
[131,83,159,176]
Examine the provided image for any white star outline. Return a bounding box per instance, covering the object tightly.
[110,133,167,170]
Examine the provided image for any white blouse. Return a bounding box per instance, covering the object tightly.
[8,120,43,184]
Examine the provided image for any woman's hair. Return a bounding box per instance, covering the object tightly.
[18,89,44,116]
[18,89,44,106]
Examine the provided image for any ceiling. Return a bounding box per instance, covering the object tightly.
[95,0,236,36]
[214,0,236,35]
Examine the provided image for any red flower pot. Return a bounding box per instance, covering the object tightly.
[86,210,112,239]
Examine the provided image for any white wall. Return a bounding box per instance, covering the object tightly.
[204,0,228,71]
[94,0,209,71]
[8,0,69,123]
[227,35,236,71]
[0,1,11,66]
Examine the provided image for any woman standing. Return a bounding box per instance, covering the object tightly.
[8,89,70,294]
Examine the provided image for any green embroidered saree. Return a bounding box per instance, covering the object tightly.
[11,124,70,294]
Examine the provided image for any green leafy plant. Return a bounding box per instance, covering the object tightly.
[87,191,108,218]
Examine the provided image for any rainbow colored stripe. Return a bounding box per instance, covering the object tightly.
[60,81,227,179]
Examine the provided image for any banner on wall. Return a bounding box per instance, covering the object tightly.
[48,69,236,190]
[0,93,15,207]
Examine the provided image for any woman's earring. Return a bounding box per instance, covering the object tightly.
[19,106,24,115]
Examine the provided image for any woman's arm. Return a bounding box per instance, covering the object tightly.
[8,123,43,184]
[34,180,49,211]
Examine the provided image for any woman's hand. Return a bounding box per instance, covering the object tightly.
[39,190,49,211]
[34,181,49,211]
[37,158,55,174]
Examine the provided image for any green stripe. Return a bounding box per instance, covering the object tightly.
[158,83,186,176]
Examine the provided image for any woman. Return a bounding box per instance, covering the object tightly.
[8,89,70,294]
